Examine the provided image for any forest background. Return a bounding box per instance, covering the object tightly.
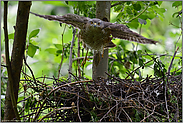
[1,1,182,122]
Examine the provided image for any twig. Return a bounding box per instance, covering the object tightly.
[128,5,149,23]
[121,108,132,122]
[23,55,38,86]
[58,24,66,80]
[77,93,82,122]
[33,80,92,121]
[38,106,76,122]
[140,105,156,122]
[99,102,119,122]
[168,47,179,75]
[68,27,76,81]
[111,1,124,8]
[125,59,154,79]
[77,35,81,78]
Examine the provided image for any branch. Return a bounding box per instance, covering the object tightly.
[111,2,124,8]
[68,27,76,81]
[167,47,179,75]
[3,1,20,120]
[128,5,149,23]
[58,24,66,80]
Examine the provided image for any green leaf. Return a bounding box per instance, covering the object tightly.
[156,8,166,17]
[129,51,137,64]
[133,3,141,11]
[153,59,167,77]
[172,1,182,7]
[126,7,133,14]
[54,44,62,50]
[42,1,66,6]
[147,12,156,19]
[8,33,14,40]
[172,11,181,18]
[114,5,123,12]
[25,98,31,112]
[30,40,38,46]
[139,57,144,67]
[127,20,139,29]
[45,48,57,54]
[157,1,163,6]
[139,15,148,20]
[29,29,40,41]
[27,43,39,58]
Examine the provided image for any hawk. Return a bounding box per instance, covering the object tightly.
[30,12,158,64]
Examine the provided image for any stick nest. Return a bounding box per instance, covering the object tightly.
[18,71,182,122]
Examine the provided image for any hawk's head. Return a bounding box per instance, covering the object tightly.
[87,18,104,28]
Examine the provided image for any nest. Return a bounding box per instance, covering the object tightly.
[18,71,182,122]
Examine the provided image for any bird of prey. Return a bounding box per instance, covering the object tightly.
[30,12,158,64]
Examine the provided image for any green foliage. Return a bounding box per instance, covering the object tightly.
[1,1,181,87]
[27,29,40,58]
[8,33,14,40]
[90,110,98,122]
[153,58,167,77]
[66,1,96,18]
[172,1,182,8]
[111,1,166,29]
[28,29,40,41]
[27,43,39,58]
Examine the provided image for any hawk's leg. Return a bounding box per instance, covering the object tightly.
[81,48,89,66]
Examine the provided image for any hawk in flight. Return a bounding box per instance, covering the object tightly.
[30,12,158,64]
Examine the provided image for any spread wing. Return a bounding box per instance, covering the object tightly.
[30,12,90,29]
[103,22,158,44]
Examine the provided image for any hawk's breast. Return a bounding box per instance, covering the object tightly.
[80,26,111,51]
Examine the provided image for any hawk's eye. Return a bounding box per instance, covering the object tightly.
[97,22,100,26]
[90,21,93,24]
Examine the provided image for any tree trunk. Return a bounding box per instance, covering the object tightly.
[3,1,32,121]
[92,1,111,80]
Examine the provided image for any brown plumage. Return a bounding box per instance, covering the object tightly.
[30,12,158,53]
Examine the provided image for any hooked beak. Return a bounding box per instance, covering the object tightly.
[93,23,97,28]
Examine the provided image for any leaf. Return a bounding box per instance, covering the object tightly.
[126,6,133,14]
[157,1,163,6]
[28,29,40,41]
[172,1,182,7]
[147,13,156,19]
[127,20,139,29]
[139,15,148,20]
[25,98,31,112]
[172,11,181,18]
[30,40,38,46]
[114,5,123,12]
[65,1,68,5]
[153,60,167,77]
[8,33,14,40]
[27,43,39,58]
[139,57,144,67]
[133,3,141,11]
[54,44,62,50]
[156,8,166,17]
[45,48,57,54]
[42,1,66,6]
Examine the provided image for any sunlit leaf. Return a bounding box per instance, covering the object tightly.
[54,44,62,50]
[45,48,57,54]
[29,29,40,41]
[27,43,39,58]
